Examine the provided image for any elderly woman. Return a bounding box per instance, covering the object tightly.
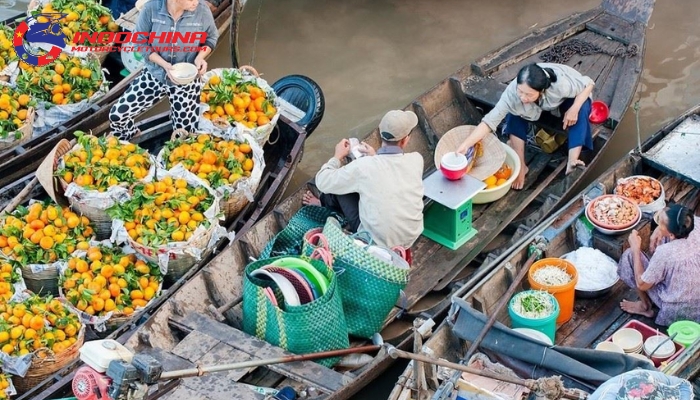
[617,204,700,326]
[109,0,219,140]
[457,63,595,189]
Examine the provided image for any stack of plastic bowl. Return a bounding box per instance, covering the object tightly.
[595,341,624,353]
[612,328,644,354]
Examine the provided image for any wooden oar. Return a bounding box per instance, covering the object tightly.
[2,176,39,215]
[387,346,586,400]
[464,239,546,361]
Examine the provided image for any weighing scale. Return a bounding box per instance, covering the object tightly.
[422,171,486,250]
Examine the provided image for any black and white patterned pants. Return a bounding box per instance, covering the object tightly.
[109,70,202,140]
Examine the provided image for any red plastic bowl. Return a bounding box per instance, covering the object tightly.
[440,153,468,180]
[589,100,609,124]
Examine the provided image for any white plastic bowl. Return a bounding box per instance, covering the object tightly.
[615,175,666,214]
[472,142,521,204]
[170,63,198,85]
[595,341,624,353]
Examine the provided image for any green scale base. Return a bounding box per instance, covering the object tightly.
[421,171,485,250]
[423,200,478,249]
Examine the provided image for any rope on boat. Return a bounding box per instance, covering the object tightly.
[250,0,265,65]
[539,38,639,64]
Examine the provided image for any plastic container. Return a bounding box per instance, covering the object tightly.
[170,63,198,85]
[668,320,700,348]
[614,175,666,214]
[440,152,469,180]
[527,258,578,324]
[78,339,134,373]
[508,290,560,344]
[589,100,609,124]
[604,320,685,367]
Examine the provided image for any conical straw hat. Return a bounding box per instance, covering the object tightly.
[434,125,507,181]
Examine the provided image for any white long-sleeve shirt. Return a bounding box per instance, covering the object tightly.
[315,152,424,248]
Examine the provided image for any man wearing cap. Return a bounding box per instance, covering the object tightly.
[303,110,424,250]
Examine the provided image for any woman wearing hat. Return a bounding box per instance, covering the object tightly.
[617,204,700,326]
[302,110,424,251]
[108,0,219,140]
[457,63,595,190]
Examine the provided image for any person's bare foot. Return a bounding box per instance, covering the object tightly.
[511,166,529,190]
[620,299,655,318]
[302,190,321,206]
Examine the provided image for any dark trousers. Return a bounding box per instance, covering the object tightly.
[320,193,361,233]
[504,98,594,150]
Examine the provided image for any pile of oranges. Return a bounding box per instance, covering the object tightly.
[0,86,35,141]
[0,293,82,357]
[34,0,118,47]
[106,177,215,246]
[483,163,513,189]
[0,374,10,399]
[0,262,21,303]
[161,134,255,189]
[56,133,152,192]
[15,54,104,106]
[60,245,161,317]
[0,25,17,72]
[201,70,277,129]
[0,202,93,265]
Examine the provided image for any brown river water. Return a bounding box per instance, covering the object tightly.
[3,0,700,398]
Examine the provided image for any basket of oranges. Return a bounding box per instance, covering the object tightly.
[55,133,155,239]
[1,294,84,395]
[199,67,280,145]
[107,165,226,283]
[58,242,162,336]
[0,201,94,296]
[0,260,28,303]
[0,373,15,399]
[0,86,36,152]
[157,130,265,222]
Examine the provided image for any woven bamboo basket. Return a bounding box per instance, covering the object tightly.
[57,139,155,240]
[20,264,60,296]
[0,107,34,152]
[13,319,85,394]
[126,224,216,285]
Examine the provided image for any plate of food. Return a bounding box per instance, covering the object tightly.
[614,175,665,212]
[586,194,641,234]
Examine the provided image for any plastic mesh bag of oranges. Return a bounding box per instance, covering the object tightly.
[198,68,280,145]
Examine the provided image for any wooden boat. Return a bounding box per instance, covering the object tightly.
[12,105,313,399]
[21,1,657,399]
[0,0,242,189]
[388,103,700,400]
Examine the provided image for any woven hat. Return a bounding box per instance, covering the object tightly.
[433,125,506,181]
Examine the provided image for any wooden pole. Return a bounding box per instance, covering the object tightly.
[229,0,245,68]
[464,250,542,360]
[2,176,39,215]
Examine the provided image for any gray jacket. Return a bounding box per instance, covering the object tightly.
[136,0,219,83]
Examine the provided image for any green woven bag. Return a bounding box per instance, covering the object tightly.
[320,218,409,339]
[242,255,349,367]
[259,206,335,259]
